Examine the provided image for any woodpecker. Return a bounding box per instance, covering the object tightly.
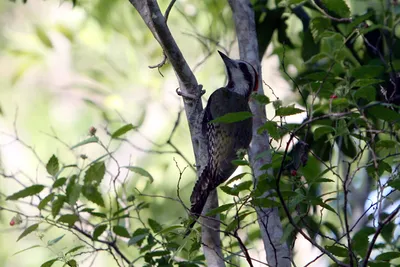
[186,51,258,235]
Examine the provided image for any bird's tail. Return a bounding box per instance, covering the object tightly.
[184,165,214,237]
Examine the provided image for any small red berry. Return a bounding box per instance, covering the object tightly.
[89,126,97,136]
[9,219,15,226]
[330,95,337,99]
[291,170,297,176]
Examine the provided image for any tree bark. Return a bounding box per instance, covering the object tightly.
[228,0,291,266]
[128,1,224,266]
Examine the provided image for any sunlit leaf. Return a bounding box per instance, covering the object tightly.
[275,105,304,116]
[71,136,99,149]
[113,225,131,238]
[52,195,66,218]
[40,258,58,267]
[47,234,65,246]
[57,214,79,227]
[84,161,105,186]
[128,228,149,246]
[46,155,59,176]
[82,185,105,207]
[111,123,137,138]
[65,245,85,255]
[12,245,41,256]
[38,193,55,210]
[148,219,162,233]
[52,177,67,189]
[124,166,154,183]
[17,223,39,242]
[66,175,81,206]
[93,224,107,240]
[66,259,77,267]
[7,185,45,200]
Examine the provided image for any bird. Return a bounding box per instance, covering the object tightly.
[186,51,259,236]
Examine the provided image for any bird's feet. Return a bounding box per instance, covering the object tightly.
[176,85,205,101]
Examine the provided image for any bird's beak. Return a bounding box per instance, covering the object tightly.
[218,50,235,68]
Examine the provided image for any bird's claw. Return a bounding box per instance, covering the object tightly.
[176,85,205,101]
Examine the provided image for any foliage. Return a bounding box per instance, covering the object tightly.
[1,0,400,266]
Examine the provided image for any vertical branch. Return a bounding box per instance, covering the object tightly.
[228,0,291,266]
[128,1,224,266]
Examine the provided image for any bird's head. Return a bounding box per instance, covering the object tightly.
[218,50,259,99]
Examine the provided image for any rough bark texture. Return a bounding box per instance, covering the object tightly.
[228,0,291,266]
[128,1,224,266]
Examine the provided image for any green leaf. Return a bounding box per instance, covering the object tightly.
[368,261,390,267]
[375,252,400,261]
[128,228,149,246]
[252,94,270,105]
[388,179,400,190]
[66,175,81,206]
[38,193,55,210]
[258,121,280,139]
[111,123,136,138]
[376,140,399,149]
[66,259,77,267]
[367,105,400,122]
[310,197,337,214]
[220,181,252,196]
[65,245,85,255]
[57,214,79,227]
[275,105,304,116]
[52,177,67,189]
[41,259,58,267]
[148,219,162,233]
[351,79,384,88]
[355,86,376,102]
[206,203,234,216]
[124,166,154,183]
[231,159,249,166]
[7,185,45,200]
[251,198,280,208]
[210,111,253,123]
[351,65,384,79]
[47,234,65,246]
[225,173,248,185]
[46,155,59,176]
[52,195,66,218]
[325,244,348,257]
[113,225,131,238]
[155,225,182,236]
[314,126,335,140]
[12,245,41,256]
[17,223,39,242]
[35,26,53,48]
[71,136,99,149]
[93,224,107,240]
[84,161,105,186]
[320,0,350,18]
[82,185,105,207]
[331,98,349,108]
